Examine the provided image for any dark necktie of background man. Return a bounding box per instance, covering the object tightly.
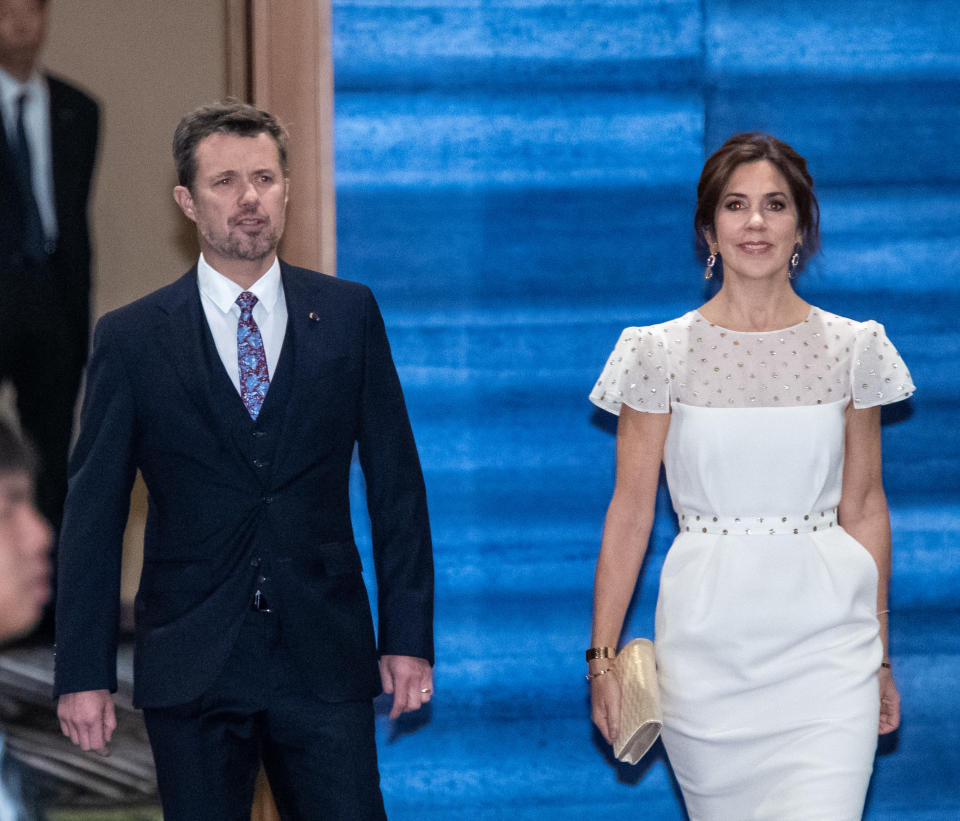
[11,93,45,260]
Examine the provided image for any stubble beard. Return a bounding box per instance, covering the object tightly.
[202,216,283,263]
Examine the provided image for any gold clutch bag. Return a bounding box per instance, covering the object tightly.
[613,638,662,764]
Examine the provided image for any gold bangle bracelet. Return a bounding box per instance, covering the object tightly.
[585,647,614,662]
[585,668,611,681]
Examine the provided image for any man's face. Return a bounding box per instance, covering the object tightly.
[174,132,289,273]
[0,470,51,642]
[0,0,47,77]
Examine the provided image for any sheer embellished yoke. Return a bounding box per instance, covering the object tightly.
[591,307,912,413]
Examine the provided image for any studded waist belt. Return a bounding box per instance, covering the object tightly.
[677,507,839,536]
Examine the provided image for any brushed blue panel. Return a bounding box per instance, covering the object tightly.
[706,0,960,77]
[335,187,701,310]
[335,92,704,187]
[334,0,703,91]
[705,81,960,186]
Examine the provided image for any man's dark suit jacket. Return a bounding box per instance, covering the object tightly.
[0,73,99,360]
[54,263,434,709]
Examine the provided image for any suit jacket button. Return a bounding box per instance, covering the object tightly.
[262,494,275,504]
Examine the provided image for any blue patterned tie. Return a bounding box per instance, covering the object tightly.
[236,292,270,420]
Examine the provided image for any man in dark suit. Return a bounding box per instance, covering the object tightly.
[54,101,434,819]
[0,0,99,537]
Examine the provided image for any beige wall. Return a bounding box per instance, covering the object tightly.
[44,1,227,316]
[44,1,228,604]
[251,0,336,275]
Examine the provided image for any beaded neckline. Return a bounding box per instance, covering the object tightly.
[589,306,913,412]
[691,306,815,335]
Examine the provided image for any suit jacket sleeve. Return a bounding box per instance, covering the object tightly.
[356,288,435,665]
[68,97,99,354]
[54,315,137,696]
[48,76,100,359]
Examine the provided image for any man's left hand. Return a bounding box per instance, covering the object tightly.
[379,655,433,719]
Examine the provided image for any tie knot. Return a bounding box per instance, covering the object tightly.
[236,291,258,313]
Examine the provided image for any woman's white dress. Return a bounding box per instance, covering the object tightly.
[590,307,914,821]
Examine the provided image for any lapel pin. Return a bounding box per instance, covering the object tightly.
[308,312,321,322]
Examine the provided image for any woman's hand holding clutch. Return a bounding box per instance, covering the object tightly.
[590,662,621,745]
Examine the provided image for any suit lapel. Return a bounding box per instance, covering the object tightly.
[47,78,75,221]
[269,264,336,479]
[157,263,342,482]
[0,104,8,156]
[0,94,23,200]
[154,269,243,447]
[0,112,12,191]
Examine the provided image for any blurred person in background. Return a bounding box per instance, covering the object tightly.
[0,419,52,643]
[0,418,53,820]
[0,0,99,641]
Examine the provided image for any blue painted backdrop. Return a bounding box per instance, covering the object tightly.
[332,2,960,818]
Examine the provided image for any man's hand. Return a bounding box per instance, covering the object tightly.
[57,689,116,754]
[379,655,433,720]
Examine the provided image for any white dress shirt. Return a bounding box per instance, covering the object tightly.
[197,254,288,394]
[0,66,57,240]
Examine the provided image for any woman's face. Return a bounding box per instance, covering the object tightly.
[707,160,801,284]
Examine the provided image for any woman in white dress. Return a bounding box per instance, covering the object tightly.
[587,133,912,820]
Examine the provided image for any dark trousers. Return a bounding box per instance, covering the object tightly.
[142,608,387,821]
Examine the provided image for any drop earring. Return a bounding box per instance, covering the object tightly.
[704,246,718,280]
[788,243,801,279]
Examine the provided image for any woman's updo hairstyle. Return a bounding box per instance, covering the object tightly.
[694,133,821,273]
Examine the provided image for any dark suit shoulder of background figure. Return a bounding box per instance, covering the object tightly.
[46,73,100,185]
[46,72,100,118]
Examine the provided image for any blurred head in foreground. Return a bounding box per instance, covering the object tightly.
[0,420,52,642]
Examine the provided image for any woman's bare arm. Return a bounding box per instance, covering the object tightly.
[838,403,900,734]
[590,406,670,744]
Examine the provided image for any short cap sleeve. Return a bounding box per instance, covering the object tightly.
[851,321,915,408]
[589,326,671,414]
